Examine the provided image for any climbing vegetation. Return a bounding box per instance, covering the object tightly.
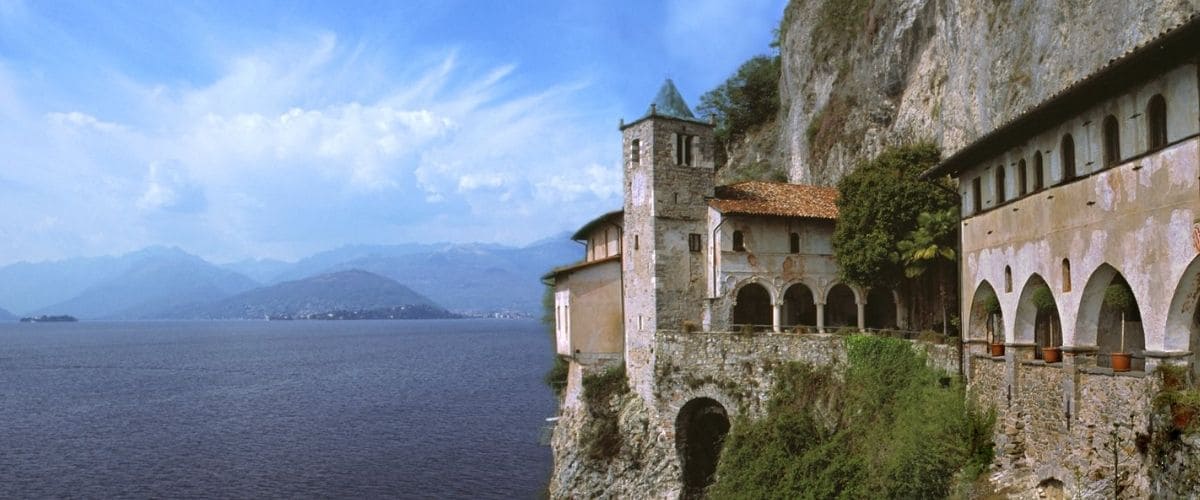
[579,364,629,461]
[709,335,995,499]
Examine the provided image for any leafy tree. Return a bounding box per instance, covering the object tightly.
[697,55,781,149]
[897,207,957,333]
[833,143,956,288]
[1031,285,1057,347]
[1105,281,1136,353]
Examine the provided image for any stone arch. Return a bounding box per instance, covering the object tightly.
[675,397,731,499]
[1076,263,1145,369]
[1164,256,1200,369]
[732,281,773,328]
[1014,274,1063,358]
[969,280,1003,342]
[824,283,858,329]
[865,286,898,330]
[782,281,818,328]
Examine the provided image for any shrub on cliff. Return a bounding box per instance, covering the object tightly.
[709,335,994,498]
[579,365,629,461]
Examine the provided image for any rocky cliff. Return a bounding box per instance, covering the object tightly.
[769,0,1199,185]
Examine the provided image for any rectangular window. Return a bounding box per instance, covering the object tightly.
[972,177,983,213]
[732,231,745,251]
[631,138,640,165]
[675,134,684,165]
[789,233,800,254]
[688,233,701,252]
[634,234,639,250]
[684,135,694,166]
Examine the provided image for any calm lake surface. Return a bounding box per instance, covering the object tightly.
[0,319,556,498]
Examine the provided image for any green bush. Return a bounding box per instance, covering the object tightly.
[698,55,781,146]
[579,365,630,461]
[709,335,995,498]
[544,356,569,397]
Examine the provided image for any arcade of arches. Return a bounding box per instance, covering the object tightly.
[730,281,902,333]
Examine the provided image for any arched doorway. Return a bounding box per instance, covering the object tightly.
[783,283,817,329]
[969,281,1003,343]
[865,287,897,330]
[732,283,772,328]
[1077,265,1145,370]
[825,283,857,328]
[676,398,730,499]
[1014,274,1062,360]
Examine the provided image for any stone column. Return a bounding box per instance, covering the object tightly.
[856,300,866,332]
[816,302,826,334]
[772,302,782,333]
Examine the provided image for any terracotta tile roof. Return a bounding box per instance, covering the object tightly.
[710,181,839,220]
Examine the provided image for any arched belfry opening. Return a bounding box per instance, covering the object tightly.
[783,283,817,329]
[864,287,898,330]
[676,398,730,499]
[825,284,858,329]
[732,283,771,328]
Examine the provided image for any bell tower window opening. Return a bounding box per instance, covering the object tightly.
[684,135,694,166]
[631,138,640,165]
[1061,134,1076,182]
[1147,94,1167,151]
[732,231,745,252]
[1102,115,1120,166]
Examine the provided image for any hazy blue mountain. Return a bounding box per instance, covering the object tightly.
[282,236,582,315]
[268,243,458,284]
[176,269,448,319]
[0,306,14,321]
[221,258,293,284]
[36,248,259,319]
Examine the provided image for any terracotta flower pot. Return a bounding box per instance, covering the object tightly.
[1111,352,1132,372]
[1042,346,1061,364]
[989,343,1006,357]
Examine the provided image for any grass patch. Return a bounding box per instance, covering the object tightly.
[709,335,995,498]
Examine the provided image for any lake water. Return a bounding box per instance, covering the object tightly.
[0,319,556,498]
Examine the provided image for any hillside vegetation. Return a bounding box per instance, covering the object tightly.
[711,335,993,498]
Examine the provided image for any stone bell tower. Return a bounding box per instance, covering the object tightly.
[620,79,716,398]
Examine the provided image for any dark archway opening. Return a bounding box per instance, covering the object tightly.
[970,281,1003,343]
[826,284,857,328]
[1097,274,1144,370]
[676,398,730,499]
[783,283,816,328]
[732,283,771,328]
[865,287,897,330]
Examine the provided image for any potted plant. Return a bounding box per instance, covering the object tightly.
[1032,286,1060,363]
[1104,282,1135,372]
[982,294,1004,357]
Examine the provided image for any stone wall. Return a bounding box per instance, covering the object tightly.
[549,331,960,498]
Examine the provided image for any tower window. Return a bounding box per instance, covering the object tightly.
[1060,134,1076,182]
[1102,115,1120,166]
[971,177,982,213]
[732,231,745,251]
[789,233,800,254]
[684,135,694,166]
[689,233,702,252]
[631,139,640,165]
[1017,159,1027,196]
[1147,94,1167,150]
[1033,152,1044,191]
[995,165,1006,203]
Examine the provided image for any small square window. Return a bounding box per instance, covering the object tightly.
[688,233,701,252]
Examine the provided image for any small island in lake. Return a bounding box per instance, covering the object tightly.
[20,315,78,323]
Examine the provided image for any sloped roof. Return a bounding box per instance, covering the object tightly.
[923,13,1200,179]
[570,210,623,241]
[649,79,697,120]
[710,181,839,220]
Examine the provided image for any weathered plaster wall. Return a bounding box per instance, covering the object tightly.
[558,260,624,356]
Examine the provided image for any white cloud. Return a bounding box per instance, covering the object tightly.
[137,161,206,213]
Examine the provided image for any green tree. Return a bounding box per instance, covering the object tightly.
[833,143,956,289]
[697,55,781,148]
[897,207,957,334]
[1105,281,1136,353]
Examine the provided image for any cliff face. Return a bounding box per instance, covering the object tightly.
[774,0,1200,185]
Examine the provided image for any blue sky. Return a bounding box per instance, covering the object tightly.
[0,0,785,265]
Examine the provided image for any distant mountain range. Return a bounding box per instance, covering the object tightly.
[0,235,581,319]
[0,306,14,321]
[174,270,451,320]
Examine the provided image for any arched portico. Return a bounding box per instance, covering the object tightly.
[968,280,1003,343]
[824,283,858,330]
[864,287,899,330]
[1077,264,1145,370]
[1164,255,1200,376]
[782,281,817,330]
[1014,274,1062,360]
[732,282,772,329]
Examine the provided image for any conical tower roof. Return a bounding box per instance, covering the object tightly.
[648,78,696,120]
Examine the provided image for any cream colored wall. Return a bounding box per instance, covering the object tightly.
[564,260,623,355]
[959,64,1200,359]
[585,224,622,262]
